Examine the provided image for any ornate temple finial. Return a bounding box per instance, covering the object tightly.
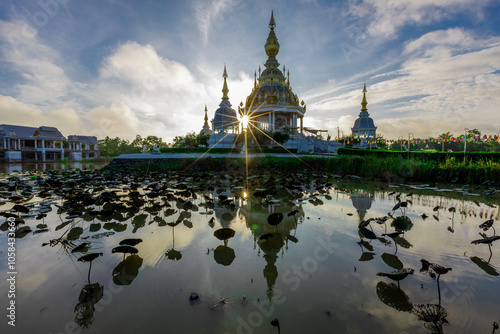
[204,104,208,124]
[222,64,229,101]
[269,10,276,30]
[254,71,257,88]
[361,83,368,112]
[265,11,280,58]
[287,70,290,86]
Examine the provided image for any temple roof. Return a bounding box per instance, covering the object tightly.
[213,66,238,131]
[243,12,305,114]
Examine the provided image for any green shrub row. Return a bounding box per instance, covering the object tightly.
[338,148,500,162]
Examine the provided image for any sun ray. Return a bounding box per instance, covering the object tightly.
[246,122,315,170]
[180,132,234,173]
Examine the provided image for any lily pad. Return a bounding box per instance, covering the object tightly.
[55,220,71,231]
[213,245,235,266]
[267,212,283,226]
[14,226,32,238]
[166,249,182,261]
[214,228,235,241]
[391,216,413,232]
[89,223,101,232]
[359,252,376,261]
[470,256,499,276]
[112,255,144,285]
[67,227,84,240]
[395,237,413,249]
[376,281,413,312]
[381,253,404,270]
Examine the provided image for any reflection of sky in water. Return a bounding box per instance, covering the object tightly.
[0,180,499,333]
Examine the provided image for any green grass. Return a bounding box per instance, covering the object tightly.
[338,148,500,163]
[104,154,500,184]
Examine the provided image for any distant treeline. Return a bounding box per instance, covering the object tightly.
[98,132,210,157]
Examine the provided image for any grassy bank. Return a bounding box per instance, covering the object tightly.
[338,148,500,162]
[105,155,500,184]
[331,155,500,184]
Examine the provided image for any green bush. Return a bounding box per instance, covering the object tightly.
[338,148,500,163]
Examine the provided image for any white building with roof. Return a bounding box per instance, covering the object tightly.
[0,124,65,162]
[0,124,100,162]
[67,135,100,160]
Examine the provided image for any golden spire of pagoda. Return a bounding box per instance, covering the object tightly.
[222,64,229,101]
[265,11,280,59]
[270,10,276,29]
[204,104,208,124]
[361,82,368,112]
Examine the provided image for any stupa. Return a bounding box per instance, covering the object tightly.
[351,84,377,149]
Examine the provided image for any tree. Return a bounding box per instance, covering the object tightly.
[184,132,199,147]
[170,132,211,147]
[198,132,211,147]
[98,136,138,156]
[131,135,143,149]
[271,130,290,145]
[439,132,454,151]
[376,134,387,149]
[143,135,166,149]
[171,135,185,147]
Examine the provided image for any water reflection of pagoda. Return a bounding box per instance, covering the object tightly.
[350,192,374,221]
[240,200,304,303]
[213,203,238,228]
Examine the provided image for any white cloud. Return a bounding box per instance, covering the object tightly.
[304,28,500,139]
[0,20,72,104]
[93,41,215,140]
[0,95,42,126]
[86,103,140,139]
[0,95,88,136]
[347,0,490,39]
[46,108,87,135]
[403,28,477,54]
[192,0,238,43]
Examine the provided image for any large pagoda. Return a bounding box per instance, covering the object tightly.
[207,12,342,153]
[240,11,306,133]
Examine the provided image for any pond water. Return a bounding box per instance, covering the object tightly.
[0,168,499,334]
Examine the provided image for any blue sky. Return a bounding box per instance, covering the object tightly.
[0,0,499,141]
